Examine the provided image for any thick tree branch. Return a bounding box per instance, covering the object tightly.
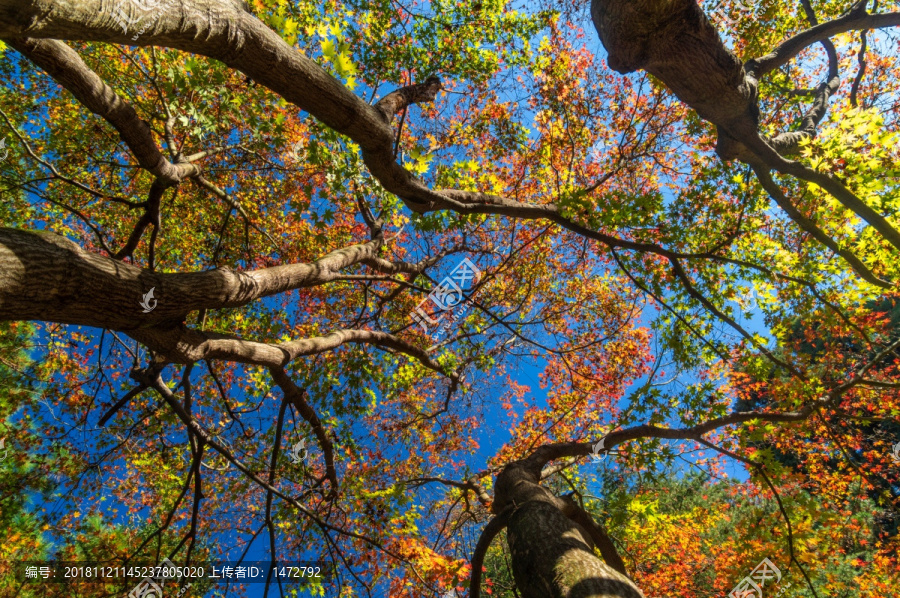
[558,494,628,576]
[0,0,452,210]
[7,37,198,185]
[589,0,900,258]
[127,326,460,383]
[0,227,384,328]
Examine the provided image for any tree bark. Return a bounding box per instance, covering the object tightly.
[589,0,900,258]
[0,227,380,330]
[493,461,644,598]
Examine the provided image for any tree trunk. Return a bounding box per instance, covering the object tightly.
[493,462,644,598]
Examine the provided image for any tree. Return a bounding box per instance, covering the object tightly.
[483,470,894,597]
[0,0,898,596]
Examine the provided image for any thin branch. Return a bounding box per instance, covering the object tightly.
[849,29,869,108]
[746,4,899,78]
[269,367,338,493]
[469,508,513,598]
[97,382,148,426]
[695,438,820,598]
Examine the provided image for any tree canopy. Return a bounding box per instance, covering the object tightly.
[0,0,898,596]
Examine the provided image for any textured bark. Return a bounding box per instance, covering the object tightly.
[0,227,380,330]
[589,0,900,156]
[373,75,442,122]
[493,462,644,598]
[589,0,900,258]
[0,227,460,374]
[3,0,899,242]
[590,0,755,134]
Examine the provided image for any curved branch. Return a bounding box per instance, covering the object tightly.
[519,408,814,476]
[469,508,512,598]
[747,5,900,78]
[406,476,493,507]
[374,75,442,122]
[769,0,841,155]
[7,37,199,185]
[269,367,338,492]
[128,326,459,383]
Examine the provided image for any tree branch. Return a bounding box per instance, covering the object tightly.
[746,4,899,78]
[7,37,199,185]
[558,494,628,576]
[469,508,512,598]
[269,367,339,492]
[0,227,384,329]
[374,75,442,122]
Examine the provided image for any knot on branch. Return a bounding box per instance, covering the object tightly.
[374,75,442,122]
